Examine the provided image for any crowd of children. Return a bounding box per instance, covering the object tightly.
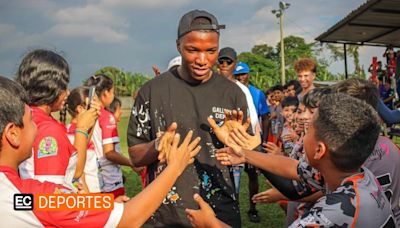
[0,9,399,228]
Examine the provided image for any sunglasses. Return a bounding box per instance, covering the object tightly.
[218,58,233,65]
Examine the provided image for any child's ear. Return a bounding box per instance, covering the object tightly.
[314,141,326,160]
[4,123,21,148]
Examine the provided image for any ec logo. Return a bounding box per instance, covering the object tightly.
[14,194,33,210]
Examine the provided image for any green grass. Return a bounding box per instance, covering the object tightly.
[118,113,285,227]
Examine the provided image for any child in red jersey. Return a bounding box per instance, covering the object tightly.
[16,50,99,189]
[85,75,134,197]
[0,75,201,227]
[65,86,103,192]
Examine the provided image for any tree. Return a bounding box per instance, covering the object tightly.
[94,67,151,97]
[238,52,279,90]
[251,44,277,60]
[325,44,363,77]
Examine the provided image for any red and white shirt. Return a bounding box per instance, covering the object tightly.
[67,123,102,193]
[92,108,123,192]
[0,166,123,227]
[19,107,77,187]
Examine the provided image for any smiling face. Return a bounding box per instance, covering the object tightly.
[282,105,296,123]
[297,71,315,91]
[177,31,219,82]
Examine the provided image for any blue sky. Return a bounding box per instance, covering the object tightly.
[0,0,384,87]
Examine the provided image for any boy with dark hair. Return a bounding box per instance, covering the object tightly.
[0,77,201,227]
[200,94,396,227]
[280,96,299,156]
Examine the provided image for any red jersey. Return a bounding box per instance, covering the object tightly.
[0,166,123,227]
[19,107,77,186]
[92,108,123,192]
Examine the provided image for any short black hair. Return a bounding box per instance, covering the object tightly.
[332,78,379,110]
[281,96,299,108]
[287,80,302,95]
[106,97,122,114]
[0,76,28,151]
[314,93,380,172]
[302,87,332,109]
[16,49,70,106]
[271,85,283,92]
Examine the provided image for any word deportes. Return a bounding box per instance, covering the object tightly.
[14,193,114,211]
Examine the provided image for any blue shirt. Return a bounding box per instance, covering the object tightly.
[248,85,270,116]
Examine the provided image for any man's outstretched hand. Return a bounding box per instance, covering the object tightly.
[207,110,250,146]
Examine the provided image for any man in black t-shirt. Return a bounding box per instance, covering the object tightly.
[127,10,248,228]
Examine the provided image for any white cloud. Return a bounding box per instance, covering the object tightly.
[101,0,190,9]
[53,4,128,27]
[49,3,129,43]
[48,23,128,43]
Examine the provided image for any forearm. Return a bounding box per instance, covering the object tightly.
[378,98,400,124]
[244,149,299,180]
[117,165,180,227]
[262,116,270,140]
[297,191,323,203]
[128,141,159,166]
[73,133,89,178]
[104,150,132,167]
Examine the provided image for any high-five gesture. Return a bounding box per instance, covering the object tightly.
[167,130,201,175]
[215,147,246,166]
[207,110,250,145]
[228,123,261,150]
[157,122,178,163]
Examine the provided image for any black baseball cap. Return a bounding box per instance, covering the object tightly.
[218,47,237,61]
[177,9,225,39]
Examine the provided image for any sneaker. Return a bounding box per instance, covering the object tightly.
[248,210,260,223]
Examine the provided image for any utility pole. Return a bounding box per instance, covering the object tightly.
[272,1,290,85]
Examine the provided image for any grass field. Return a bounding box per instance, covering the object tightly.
[118,112,286,227]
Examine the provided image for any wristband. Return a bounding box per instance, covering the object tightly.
[75,129,89,138]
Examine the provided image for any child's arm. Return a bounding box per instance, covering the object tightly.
[73,101,101,179]
[117,131,201,227]
[103,143,133,167]
[216,147,300,181]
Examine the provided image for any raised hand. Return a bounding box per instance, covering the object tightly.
[185,194,217,228]
[252,188,285,204]
[157,122,177,163]
[167,130,201,175]
[215,147,245,166]
[262,142,282,155]
[227,123,261,150]
[207,110,250,145]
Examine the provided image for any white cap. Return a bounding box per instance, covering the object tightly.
[167,56,182,70]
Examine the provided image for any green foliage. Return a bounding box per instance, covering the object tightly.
[238,52,279,90]
[94,66,151,97]
[237,35,348,88]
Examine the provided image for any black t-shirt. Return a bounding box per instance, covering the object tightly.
[127,67,248,227]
